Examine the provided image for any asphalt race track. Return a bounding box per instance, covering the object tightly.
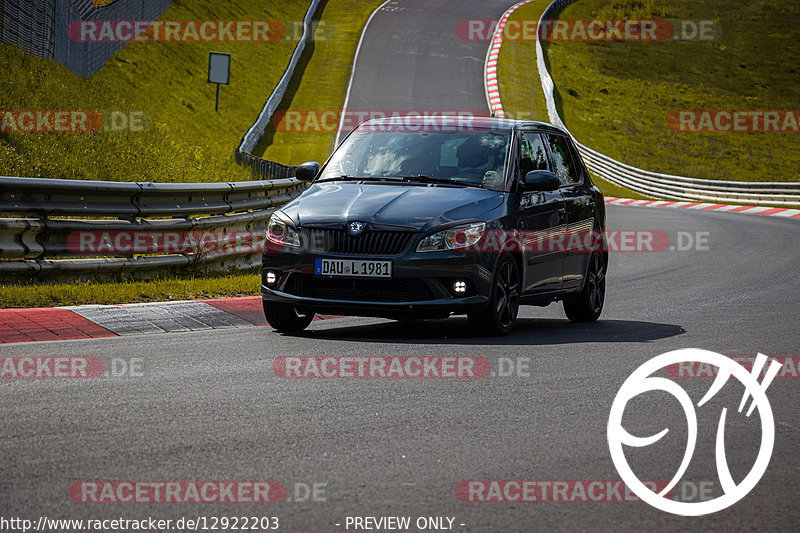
[2,1,798,532]
[347,0,501,108]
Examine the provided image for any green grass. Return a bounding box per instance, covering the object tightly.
[256,0,388,165]
[498,0,800,184]
[0,274,261,308]
[591,173,650,200]
[0,0,307,182]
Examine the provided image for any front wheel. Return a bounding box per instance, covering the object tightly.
[468,255,520,336]
[563,252,606,322]
[263,301,314,333]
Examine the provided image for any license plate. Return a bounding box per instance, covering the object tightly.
[314,258,392,278]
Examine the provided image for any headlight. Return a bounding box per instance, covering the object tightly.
[417,222,485,252]
[267,213,300,247]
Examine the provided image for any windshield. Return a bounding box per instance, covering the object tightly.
[319,126,511,191]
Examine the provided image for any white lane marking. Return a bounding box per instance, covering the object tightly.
[333,0,393,148]
[773,209,800,217]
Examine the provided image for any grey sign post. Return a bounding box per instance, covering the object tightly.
[208,52,231,112]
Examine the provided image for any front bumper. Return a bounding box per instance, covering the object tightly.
[261,247,496,318]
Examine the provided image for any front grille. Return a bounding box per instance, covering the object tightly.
[304,229,415,255]
[283,274,434,302]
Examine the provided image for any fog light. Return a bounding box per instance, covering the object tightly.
[266,271,277,285]
[453,280,467,294]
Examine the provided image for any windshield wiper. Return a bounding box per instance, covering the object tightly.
[398,175,483,188]
[318,175,405,183]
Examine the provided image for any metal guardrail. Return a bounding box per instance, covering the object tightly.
[0,0,324,283]
[577,148,800,207]
[0,176,304,282]
[535,0,800,207]
[0,0,329,283]
[235,0,322,179]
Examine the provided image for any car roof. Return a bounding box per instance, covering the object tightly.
[360,115,568,135]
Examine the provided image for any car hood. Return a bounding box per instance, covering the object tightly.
[283,182,504,232]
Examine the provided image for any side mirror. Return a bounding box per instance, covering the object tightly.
[522,170,560,191]
[295,161,319,182]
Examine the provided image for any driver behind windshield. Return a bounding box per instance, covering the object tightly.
[455,134,505,188]
[319,127,510,190]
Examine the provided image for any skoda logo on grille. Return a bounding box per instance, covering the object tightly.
[347,221,367,236]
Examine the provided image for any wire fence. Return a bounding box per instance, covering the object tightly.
[0,0,57,59]
[2,0,310,177]
[1,0,173,77]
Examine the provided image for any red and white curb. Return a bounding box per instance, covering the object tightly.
[0,297,341,345]
[605,197,800,219]
[4,199,795,344]
[484,0,535,117]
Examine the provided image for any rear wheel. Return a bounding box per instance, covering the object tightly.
[262,301,314,333]
[468,255,520,336]
[563,252,605,322]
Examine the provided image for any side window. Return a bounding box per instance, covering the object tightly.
[519,132,549,176]
[546,134,579,186]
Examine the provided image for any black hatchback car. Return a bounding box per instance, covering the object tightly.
[261,116,606,335]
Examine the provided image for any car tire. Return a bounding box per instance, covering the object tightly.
[262,301,314,333]
[468,255,520,336]
[563,252,606,322]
